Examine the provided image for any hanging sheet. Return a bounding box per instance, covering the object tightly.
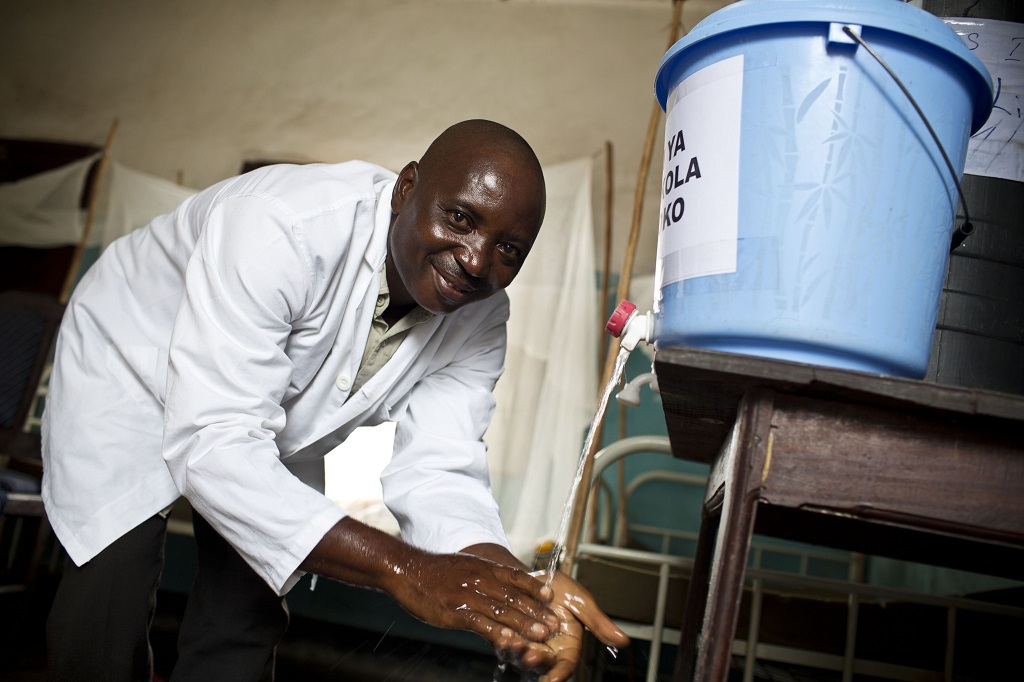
[96,162,196,249]
[0,155,98,247]
[0,157,195,251]
[487,157,599,560]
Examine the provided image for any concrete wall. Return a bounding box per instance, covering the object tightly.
[0,0,735,276]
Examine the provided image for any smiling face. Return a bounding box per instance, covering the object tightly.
[386,122,546,316]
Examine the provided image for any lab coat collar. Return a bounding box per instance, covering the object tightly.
[367,178,396,270]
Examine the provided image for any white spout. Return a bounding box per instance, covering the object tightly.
[616,371,660,406]
[620,310,653,352]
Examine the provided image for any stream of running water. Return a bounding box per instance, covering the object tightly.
[545,345,631,587]
[491,345,632,680]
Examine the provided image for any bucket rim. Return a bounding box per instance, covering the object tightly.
[655,0,994,132]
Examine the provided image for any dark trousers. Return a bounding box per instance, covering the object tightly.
[47,508,289,682]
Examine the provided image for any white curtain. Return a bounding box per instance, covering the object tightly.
[0,155,98,247]
[0,157,194,251]
[95,161,196,248]
[487,157,599,561]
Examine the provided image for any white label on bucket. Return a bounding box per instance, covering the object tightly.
[655,54,743,294]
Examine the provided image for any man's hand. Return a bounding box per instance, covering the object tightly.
[302,522,628,679]
[496,570,630,682]
[302,520,560,654]
[386,550,560,645]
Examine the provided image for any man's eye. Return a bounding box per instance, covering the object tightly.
[450,211,468,225]
[497,243,521,259]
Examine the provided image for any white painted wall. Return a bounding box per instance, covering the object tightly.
[0,0,734,275]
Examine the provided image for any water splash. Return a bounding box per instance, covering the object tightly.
[544,346,632,589]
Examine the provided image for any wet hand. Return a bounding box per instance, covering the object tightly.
[302,522,560,654]
[496,571,630,681]
[496,600,584,682]
[388,550,560,649]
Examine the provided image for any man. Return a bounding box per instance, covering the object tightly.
[42,119,628,681]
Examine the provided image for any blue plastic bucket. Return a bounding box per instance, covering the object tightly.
[652,0,993,377]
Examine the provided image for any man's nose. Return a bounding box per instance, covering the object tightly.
[456,235,492,279]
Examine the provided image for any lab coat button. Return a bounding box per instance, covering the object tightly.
[335,373,352,391]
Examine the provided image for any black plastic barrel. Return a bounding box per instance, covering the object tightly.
[927,176,1024,394]
[923,1,1024,395]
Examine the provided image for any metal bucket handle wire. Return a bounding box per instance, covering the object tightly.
[842,25,975,252]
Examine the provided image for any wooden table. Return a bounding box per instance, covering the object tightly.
[653,347,1024,682]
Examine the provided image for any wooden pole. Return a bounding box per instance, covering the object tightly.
[586,140,616,544]
[599,140,614,380]
[59,118,119,304]
[561,0,686,573]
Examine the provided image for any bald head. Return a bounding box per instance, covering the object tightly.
[386,120,547,314]
[419,119,545,204]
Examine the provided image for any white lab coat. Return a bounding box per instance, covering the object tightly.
[42,161,510,595]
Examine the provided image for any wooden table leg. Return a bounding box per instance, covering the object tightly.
[675,502,719,681]
[674,389,775,681]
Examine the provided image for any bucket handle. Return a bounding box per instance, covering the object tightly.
[841,25,975,252]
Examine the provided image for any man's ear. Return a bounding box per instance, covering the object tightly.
[391,161,419,214]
